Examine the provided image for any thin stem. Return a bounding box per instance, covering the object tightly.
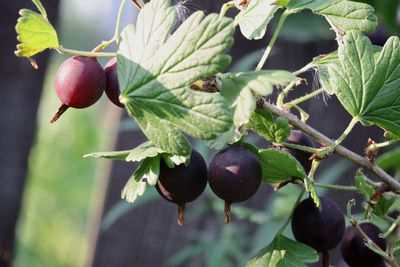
[57,47,116,58]
[255,11,289,71]
[219,1,235,19]
[317,117,358,157]
[292,104,310,123]
[381,215,400,239]
[115,0,128,45]
[366,139,398,153]
[292,62,314,76]
[260,100,400,193]
[314,182,360,192]
[352,219,399,267]
[282,142,320,154]
[277,188,305,235]
[92,38,116,53]
[277,80,297,108]
[285,88,325,108]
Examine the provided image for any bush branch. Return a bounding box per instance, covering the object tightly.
[261,100,400,194]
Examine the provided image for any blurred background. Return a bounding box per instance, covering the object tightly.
[1,0,399,267]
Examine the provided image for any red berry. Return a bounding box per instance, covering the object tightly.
[104,57,124,108]
[51,56,105,123]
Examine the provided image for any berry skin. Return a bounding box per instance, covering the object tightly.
[340,223,386,267]
[104,57,124,108]
[282,130,315,174]
[291,196,345,253]
[51,56,106,123]
[155,149,207,225]
[208,144,262,223]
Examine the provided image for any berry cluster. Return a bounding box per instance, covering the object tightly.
[51,56,123,123]
[51,56,390,266]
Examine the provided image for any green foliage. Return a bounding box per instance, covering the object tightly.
[117,0,235,156]
[121,156,161,203]
[31,0,47,18]
[354,170,375,198]
[248,108,291,144]
[329,31,400,135]
[246,234,319,267]
[258,149,306,183]
[377,147,400,171]
[373,196,396,217]
[235,0,279,40]
[85,141,164,162]
[15,9,59,57]
[220,70,296,128]
[281,0,377,33]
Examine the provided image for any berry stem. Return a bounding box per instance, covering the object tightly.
[177,203,186,226]
[322,252,330,267]
[114,0,128,45]
[347,200,399,267]
[255,11,289,71]
[50,104,69,124]
[224,201,232,224]
[277,188,305,235]
[57,47,116,58]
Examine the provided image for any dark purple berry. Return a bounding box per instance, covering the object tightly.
[208,144,262,223]
[282,130,315,174]
[340,223,386,267]
[156,149,207,225]
[51,56,106,123]
[291,196,345,253]
[104,57,124,108]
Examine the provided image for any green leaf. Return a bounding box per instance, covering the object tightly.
[126,142,165,162]
[312,45,381,94]
[258,149,306,183]
[205,127,243,150]
[384,131,400,141]
[121,156,161,203]
[118,0,235,156]
[15,9,59,57]
[84,150,131,160]
[235,0,279,40]
[246,234,319,267]
[303,177,320,207]
[373,196,396,217]
[220,70,296,128]
[392,239,400,254]
[248,108,291,143]
[84,141,164,162]
[354,170,375,197]
[376,147,400,171]
[328,31,400,135]
[284,0,377,33]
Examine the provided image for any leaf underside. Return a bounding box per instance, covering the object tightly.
[15,9,59,57]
